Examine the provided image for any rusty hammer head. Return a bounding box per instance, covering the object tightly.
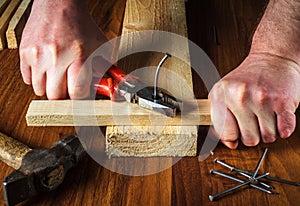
[3,135,85,206]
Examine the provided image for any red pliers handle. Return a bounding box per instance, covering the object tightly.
[94,65,127,100]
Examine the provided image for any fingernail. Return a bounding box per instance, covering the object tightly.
[222,140,238,149]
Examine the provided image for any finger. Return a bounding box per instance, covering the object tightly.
[31,67,46,96]
[91,56,112,92]
[19,52,32,85]
[221,140,239,149]
[234,111,260,147]
[92,56,112,78]
[210,99,240,146]
[256,110,277,143]
[68,59,92,99]
[46,68,68,100]
[276,110,296,138]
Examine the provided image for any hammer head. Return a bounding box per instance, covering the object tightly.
[3,135,85,206]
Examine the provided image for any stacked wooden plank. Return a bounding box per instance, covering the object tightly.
[0,0,32,50]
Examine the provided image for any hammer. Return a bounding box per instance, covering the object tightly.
[0,132,85,206]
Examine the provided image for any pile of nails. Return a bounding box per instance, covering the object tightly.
[209,148,300,201]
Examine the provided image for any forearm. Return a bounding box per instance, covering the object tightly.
[250,0,300,66]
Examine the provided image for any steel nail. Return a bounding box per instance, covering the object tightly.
[214,158,274,189]
[265,176,300,186]
[252,148,268,178]
[228,167,300,187]
[210,169,276,194]
[214,158,234,171]
[209,172,269,201]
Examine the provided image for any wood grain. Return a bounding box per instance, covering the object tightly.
[1,0,300,205]
[25,99,211,126]
[0,0,10,16]
[106,0,198,157]
[6,0,32,49]
[0,0,22,50]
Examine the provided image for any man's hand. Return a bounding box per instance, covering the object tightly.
[20,0,107,99]
[209,53,300,149]
[209,0,300,149]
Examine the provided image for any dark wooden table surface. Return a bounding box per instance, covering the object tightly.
[0,0,300,205]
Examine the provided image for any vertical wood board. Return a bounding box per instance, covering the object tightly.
[0,0,22,50]
[6,0,32,49]
[106,0,198,157]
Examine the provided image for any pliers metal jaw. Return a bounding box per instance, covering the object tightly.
[134,87,180,118]
[94,53,180,117]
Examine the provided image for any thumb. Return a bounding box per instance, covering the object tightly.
[68,59,92,99]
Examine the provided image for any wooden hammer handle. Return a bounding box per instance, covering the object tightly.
[0,132,31,169]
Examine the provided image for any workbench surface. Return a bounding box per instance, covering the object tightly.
[0,0,300,205]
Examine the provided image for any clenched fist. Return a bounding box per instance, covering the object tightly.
[209,53,300,148]
[20,0,107,99]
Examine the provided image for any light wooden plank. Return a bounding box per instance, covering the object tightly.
[6,0,32,49]
[0,0,10,15]
[106,0,198,157]
[0,0,22,50]
[106,125,198,157]
[25,99,211,126]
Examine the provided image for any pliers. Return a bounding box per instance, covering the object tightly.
[94,54,180,117]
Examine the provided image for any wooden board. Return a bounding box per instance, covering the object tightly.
[2,0,300,205]
[106,125,198,157]
[0,0,22,50]
[25,99,211,126]
[0,0,10,15]
[6,0,32,49]
[106,0,198,157]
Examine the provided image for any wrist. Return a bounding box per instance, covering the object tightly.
[247,52,300,75]
[250,0,300,66]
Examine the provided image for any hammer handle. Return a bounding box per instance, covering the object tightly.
[0,132,31,169]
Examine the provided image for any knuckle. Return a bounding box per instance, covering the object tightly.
[47,43,59,65]
[233,83,248,105]
[241,132,260,147]
[72,40,85,57]
[254,88,269,105]
[209,80,232,100]
[209,86,221,100]
[49,43,59,56]
[30,46,40,61]
[222,80,248,106]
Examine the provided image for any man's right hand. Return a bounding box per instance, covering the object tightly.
[209,53,300,149]
[20,0,107,99]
